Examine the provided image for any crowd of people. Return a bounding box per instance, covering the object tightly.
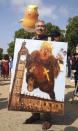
[0,54,13,79]
[67,45,78,95]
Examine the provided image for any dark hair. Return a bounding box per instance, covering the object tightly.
[4,54,9,60]
[52,31,61,40]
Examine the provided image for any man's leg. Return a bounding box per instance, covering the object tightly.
[74,80,78,94]
[42,113,52,129]
[23,113,40,124]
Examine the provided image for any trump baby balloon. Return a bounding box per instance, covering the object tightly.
[20,5,39,32]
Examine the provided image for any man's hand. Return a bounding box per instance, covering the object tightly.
[73,70,76,73]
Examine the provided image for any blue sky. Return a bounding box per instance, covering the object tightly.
[0,0,78,53]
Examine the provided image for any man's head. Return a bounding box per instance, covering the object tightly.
[52,31,61,41]
[35,20,46,38]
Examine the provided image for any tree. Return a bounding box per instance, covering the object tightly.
[7,28,35,56]
[14,28,34,40]
[66,16,78,55]
[46,22,60,35]
[46,22,65,41]
[7,23,66,56]
[7,41,15,57]
[0,48,3,59]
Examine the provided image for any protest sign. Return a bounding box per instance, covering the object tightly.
[8,38,67,114]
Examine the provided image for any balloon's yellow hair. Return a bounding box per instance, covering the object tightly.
[27,5,38,12]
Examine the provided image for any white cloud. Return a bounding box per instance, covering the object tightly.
[11,0,24,6]
[59,7,69,16]
[11,0,58,20]
[39,5,58,20]
[11,0,42,12]
[11,0,41,6]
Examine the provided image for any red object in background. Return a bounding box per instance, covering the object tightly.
[2,60,9,78]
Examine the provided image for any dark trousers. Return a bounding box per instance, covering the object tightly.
[75,80,78,92]
[32,112,51,121]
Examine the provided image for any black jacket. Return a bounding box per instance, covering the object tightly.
[73,56,78,80]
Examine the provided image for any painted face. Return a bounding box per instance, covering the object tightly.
[40,47,52,60]
[35,22,46,36]
[76,47,78,53]
[25,10,38,19]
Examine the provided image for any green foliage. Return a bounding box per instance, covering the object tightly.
[14,28,34,40]
[46,23,53,35]
[60,30,66,42]
[66,16,78,54]
[0,48,3,59]
[46,22,60,35]
[7,23,66,56]
[46,22,65,41]
[7,28,35,56]
[7,16,78,56]
[7,41,15,57]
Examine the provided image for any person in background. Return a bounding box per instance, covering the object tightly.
[67,56,71,78]
[0,58,2,77]
[52,30,61,42]
[70,54,75,81]
[2,54,9,79]
[9,56,13,77]
[73,46,78,94]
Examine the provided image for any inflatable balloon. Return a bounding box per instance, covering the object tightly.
[20,5,39,32]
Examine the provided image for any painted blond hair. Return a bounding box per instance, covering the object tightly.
[40,41,53,51]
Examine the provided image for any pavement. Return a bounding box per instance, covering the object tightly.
[0,77,78,131]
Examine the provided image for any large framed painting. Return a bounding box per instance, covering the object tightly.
[8,38,67,114]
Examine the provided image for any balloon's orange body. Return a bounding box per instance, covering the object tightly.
[20,5,38,32]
